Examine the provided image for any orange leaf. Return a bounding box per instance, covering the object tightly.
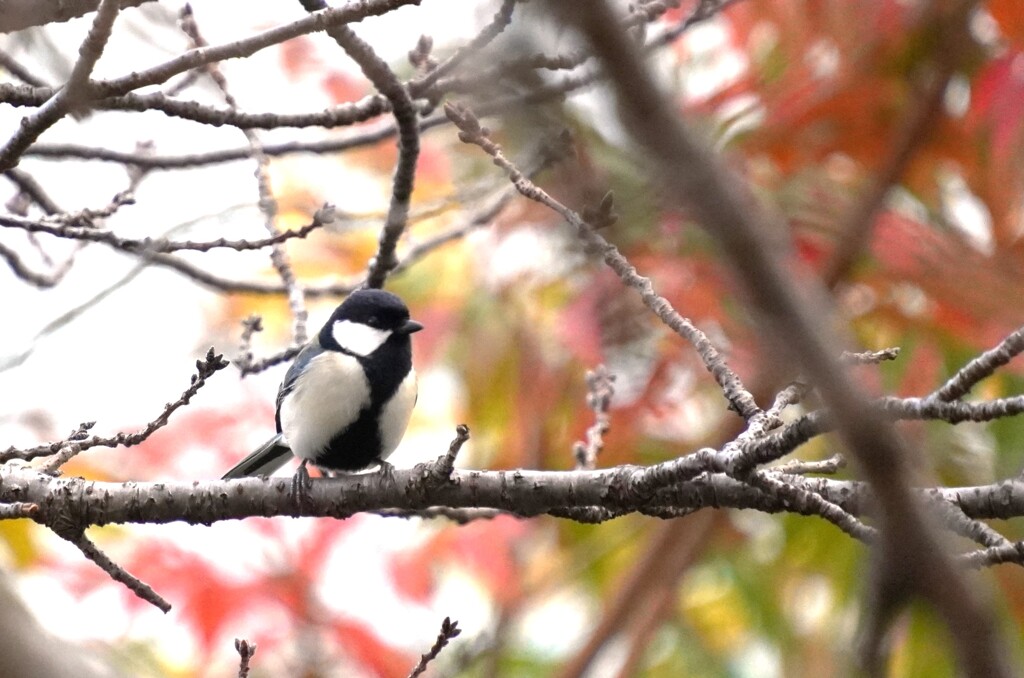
[990,0,1024,48]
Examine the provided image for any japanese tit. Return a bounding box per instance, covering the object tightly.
[223,289,423,479]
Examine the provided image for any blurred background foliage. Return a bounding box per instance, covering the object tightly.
[3,0,1024,676]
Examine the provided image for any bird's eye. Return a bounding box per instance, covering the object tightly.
[367,316,380,327]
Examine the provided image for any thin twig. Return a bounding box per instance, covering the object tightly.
[4,167,62,214]
[0,241,74,288]
[409,0,518,94]
[235,315,264,374]
[754,471,876,542]
[87,0,423,100]
[840,347,901,365]
[2,350,229,465]
[573,365,615,470]
[0,0,121,170]
[43,188,136,227]
[960,542,1024,570]
[445,102,761,421]
[771,454,846,475]
[298,0,421,288]
[179,4,309,345]
[431,425,471,481]
[0,49,50,88]
[59,529,171,612]
[408,617,461,678]
[237,346,302,378]
[234,639,257,678]
[926,495,1010,549]
[933,325,1024,402]
[0,211,328,253]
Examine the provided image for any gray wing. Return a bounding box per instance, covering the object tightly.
[223,341,325,480]
[274,341,326,432]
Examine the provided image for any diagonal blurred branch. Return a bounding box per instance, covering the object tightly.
[822,1,973,288]
[546,2,1012,676]
[556,512,717,678]
[0,50,50,88]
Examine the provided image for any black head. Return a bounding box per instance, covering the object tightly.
[320,289,423,355]
[333,289,413,329]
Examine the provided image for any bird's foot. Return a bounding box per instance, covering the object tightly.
[291,459,313,508]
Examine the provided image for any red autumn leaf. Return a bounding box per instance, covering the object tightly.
[280,36,322,78]
[390,517,528,606]
[968,52,1024,165]
[321,71,365,104]
[331,618,412,678]
[989,0,1024,48]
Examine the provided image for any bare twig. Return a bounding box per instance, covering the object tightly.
[1,211,327,254]
[178,4,310,345]
[748,470,876,543]
[0,50,51,88]
[1,349,229,465]
[408,617,462,678]
[234,315,264,374]
[234,639,256,678]
[960,542,1024,569]
[926,495,1010,549]
[549,3,1012,676]
[0,0,121,170]
[771,454,846,475]
[840,347,901,365]
[445,102,761,421]
[86,0,423,100]
[0,240,74,288]
[139,185,516,298]
[237,346,302,378]
[4,168,62,214]
[0,0,152,33]
[297,0,421,288]
[58,529,170,612]
[409,0,518,94]
[431,425,471,481]
[573,366,616,470]
[43,188,136,227]
[933,325,1024,402]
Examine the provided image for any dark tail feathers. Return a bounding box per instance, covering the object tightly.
[222,434,294,479]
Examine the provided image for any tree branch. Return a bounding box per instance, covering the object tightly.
[547,3,1012,675]
[0,0,121,170]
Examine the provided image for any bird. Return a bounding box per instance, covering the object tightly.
[222,289,423,482]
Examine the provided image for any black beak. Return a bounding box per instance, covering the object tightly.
[398,319,424,335]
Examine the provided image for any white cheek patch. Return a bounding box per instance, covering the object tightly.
[332,320,392,356]
[279,351,369,460]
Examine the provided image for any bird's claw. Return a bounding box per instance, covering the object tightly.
[291,460,313,508]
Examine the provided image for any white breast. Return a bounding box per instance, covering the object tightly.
[278,351,370,460]
[378,368,418,459]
